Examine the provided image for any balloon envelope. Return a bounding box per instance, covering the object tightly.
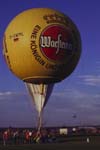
[3,8,81,84]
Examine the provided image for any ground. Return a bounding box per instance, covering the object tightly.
[0,136,100,150]
[0,142,100,150]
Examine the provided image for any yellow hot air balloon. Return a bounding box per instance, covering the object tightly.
[3,8,81,134]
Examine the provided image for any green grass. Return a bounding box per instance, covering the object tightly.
[0,136,100,150]
[0,143,100,150]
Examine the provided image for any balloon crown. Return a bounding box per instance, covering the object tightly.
[43,13,69,25]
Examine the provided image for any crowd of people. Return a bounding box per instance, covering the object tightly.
[0,128,57,146]
[0,126,99,146]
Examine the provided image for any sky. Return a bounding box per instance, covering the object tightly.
[0,0,100,127]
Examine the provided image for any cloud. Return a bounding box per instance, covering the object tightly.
[46,87,99,116]
[78,75,100,86]
[0,91,27,100]
[94,94,100,98]
[96,61,100,65]
[96,61,100,72]
[0,91,13,96]
[0,88,100,127]
[0,91,36,127]
[44,87,100,126]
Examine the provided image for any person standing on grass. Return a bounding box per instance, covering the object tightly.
[3,130,8,146]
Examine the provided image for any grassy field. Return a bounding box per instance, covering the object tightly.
[0,136,100,150]
[0,142,100,150]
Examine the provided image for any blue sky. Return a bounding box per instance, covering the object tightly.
[0,0,100,127]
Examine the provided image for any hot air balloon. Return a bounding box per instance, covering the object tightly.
[3,8,81,135]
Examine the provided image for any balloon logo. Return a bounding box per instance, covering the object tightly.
[40,25,73,61]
